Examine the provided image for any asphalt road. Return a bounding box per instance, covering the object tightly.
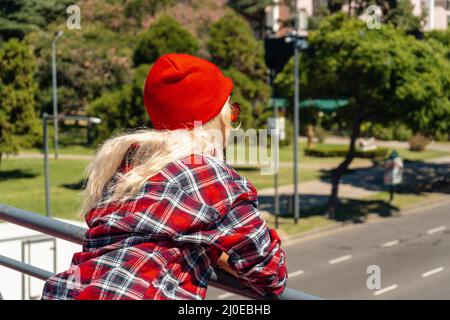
[206,200,450,300]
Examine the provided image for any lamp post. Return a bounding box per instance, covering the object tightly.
[42,114,101,217]
[286,9,308,224]
[51,30,64,160]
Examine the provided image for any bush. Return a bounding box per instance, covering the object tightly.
[393,125,412,141]
[208,13,267,79]
[87,64,152,143]
[208,13,271,130]
[133,15,199,66]
[365,123,412,141]
[408,133,430,152]
[305,145,389,159]
[314,126,328,143]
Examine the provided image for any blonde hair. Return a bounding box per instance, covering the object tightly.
[80,101,232,215]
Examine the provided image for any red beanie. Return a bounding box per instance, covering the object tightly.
[143,53,233,130]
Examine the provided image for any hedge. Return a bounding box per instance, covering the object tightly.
[304,145,389,159]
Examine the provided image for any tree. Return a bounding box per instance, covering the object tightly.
[339,0,425,33]
[275,13,450,216]
[208,12,271,129]
[0,38,40,169]
[384,0,424,32]
[124,0,176,25]
[227,0,274,38]
[426,29,450,58]
[26,22,134,116]
[133,15,199,66]
[0,0,73,43]
[87,64,152,143]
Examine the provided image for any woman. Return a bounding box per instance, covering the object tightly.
[42,53,287,300]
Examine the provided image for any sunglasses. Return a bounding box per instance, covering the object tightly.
[230,102,241,123]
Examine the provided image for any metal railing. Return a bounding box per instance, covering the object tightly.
[0,204,322,300]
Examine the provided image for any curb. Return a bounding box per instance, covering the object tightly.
[278,194,450,246]
[280,222,343,246]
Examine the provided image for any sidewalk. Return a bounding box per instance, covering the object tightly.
[258,155,450,211]
[308,136,450,153]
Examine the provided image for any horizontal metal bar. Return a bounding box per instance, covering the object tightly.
[0,205,86,244]
[42,113,101,124]
[0,234,51,244]
[0,254,53,281]
[0,204,322,300]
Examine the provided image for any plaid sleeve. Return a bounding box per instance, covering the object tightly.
[208,176,288,298]
[166,157,288,297]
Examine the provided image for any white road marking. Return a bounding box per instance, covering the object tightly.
[427,226,446,235]
[329,254,352,265]
[288,270,304,278]
[374,284,398,296]
[422,267,444,278]
[218,292,235,299]
[381,240,399,248]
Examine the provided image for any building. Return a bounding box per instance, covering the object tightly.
[265,0,450,37]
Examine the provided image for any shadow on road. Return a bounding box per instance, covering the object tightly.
[318,160,450,195]
[260,160,449,223]
[258,194,399,222]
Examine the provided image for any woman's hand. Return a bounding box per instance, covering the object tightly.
[217,252,238,277]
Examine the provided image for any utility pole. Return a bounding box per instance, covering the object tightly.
[42,114,101,217]
[292,9,308,224]
[51,30,63,160]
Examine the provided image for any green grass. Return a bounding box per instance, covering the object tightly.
[0,158,88,220]
[396,148,449,161]
[332,191,447,222]
[365,190,445,211]
[0,157,325,220]
[234,166,324,190]
[266,215,335,237]
[24,145,96,155]
[281,141,450,163]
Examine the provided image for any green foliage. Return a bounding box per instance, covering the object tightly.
[0,38,40,163]
[0,0,73,43]
[362,122,413,141]
[426,29,450,47]
[275,13,450,139]
[124,0,176,25]
[208,13,267,79]
[314,126,329,143]
[227,0,273,37]
[305,145,389,159]
[208,13,271,130]
[385,0,423,32]
[223,68,271,129]
[87,64,152,143]
[27,22,135,116]
[426,29,450,61]
[133,15,199,66]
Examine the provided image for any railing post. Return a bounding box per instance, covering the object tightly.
[43,113,51,217]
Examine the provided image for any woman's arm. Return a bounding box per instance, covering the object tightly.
[217,252,238,277]
[208,193,288,298]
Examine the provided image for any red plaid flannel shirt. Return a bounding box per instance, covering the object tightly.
[41,152,287,300]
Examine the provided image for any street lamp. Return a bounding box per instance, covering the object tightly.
[42,114,101,217]
[285,9,308,224]
[51,30,64,160]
